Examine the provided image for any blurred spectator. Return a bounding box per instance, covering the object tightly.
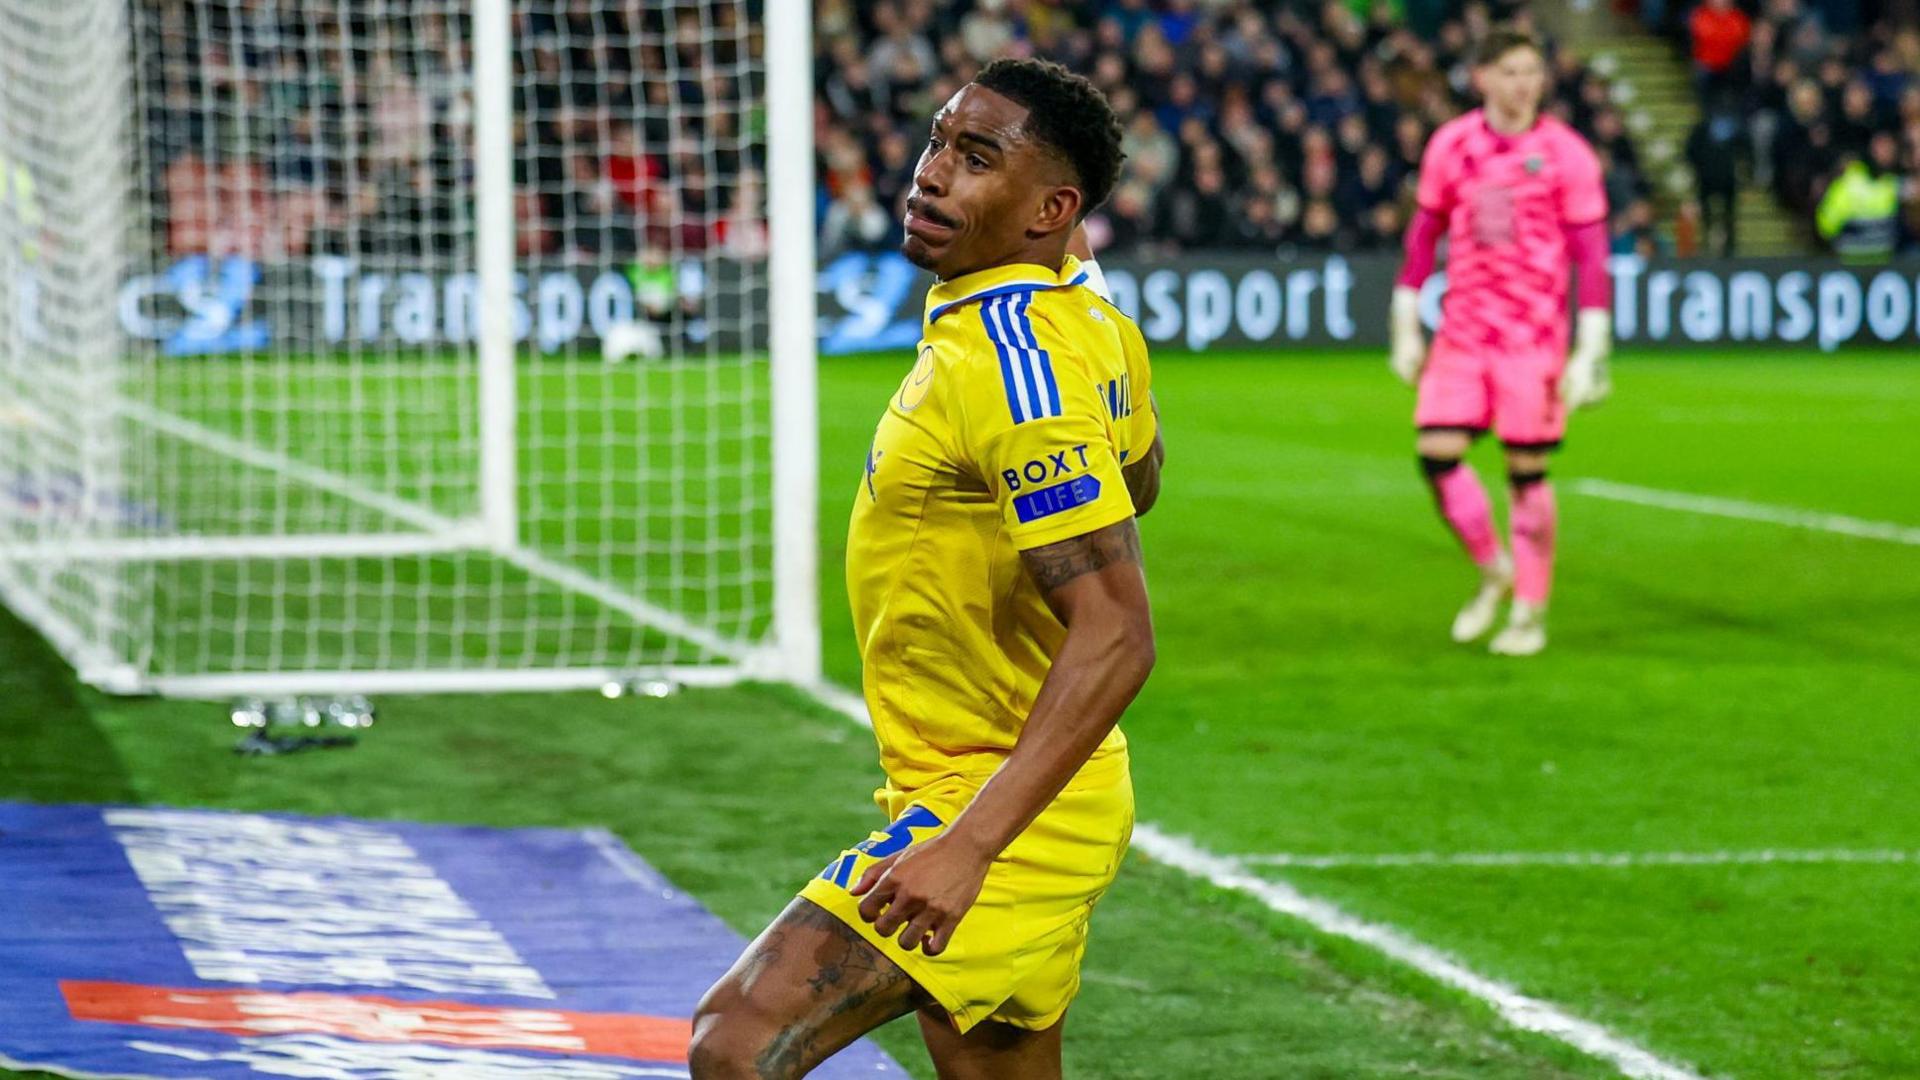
[1687,105,1749,255]
[820,181,895,258]
[1157,0,1205,48]
[960,3,1015,62]
[1613,198,1670,258]
[567,152,636,259]
[866,3,936,85]
[1836,80,1882,156]
[1247,164,1304,232]
[1338,145,1397,221]
[1121,109,1179,199]
[715,171,771,260]
[1294,199,1350,251]
[1392,113,1428,178]
[1103,181,1157,252]
[1359,200,1405,251]
[1689,0,1751,106]
[1158,160,1234,248]
[1230,189,1292,250]
[870,130,917,220]
[607,124,660,217]
[1306,69,1362,128]
[1816,134,1904,261]
[1773,79,1834,212]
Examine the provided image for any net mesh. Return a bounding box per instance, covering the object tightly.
[2,0,782,689]
[0,0,141,682]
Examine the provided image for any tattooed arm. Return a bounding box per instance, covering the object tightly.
[1123,398,1164,517]
[965,518,1155,840]
[854,518,1154,954]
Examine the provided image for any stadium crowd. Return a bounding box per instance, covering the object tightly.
[136,1,1664,267]
[1667,0,1919,256]
[132,1,772,262]
[814,0,1658,260]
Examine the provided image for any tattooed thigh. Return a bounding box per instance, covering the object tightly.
[710,898,932,1079]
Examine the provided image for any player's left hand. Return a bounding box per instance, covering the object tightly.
[1561,309,1613,410]
[851,831,993,956]
[1388,286,1426,385]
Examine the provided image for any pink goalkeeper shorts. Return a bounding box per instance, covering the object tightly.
[1414,339,1567,446]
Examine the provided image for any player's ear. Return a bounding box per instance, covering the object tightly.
[1029,185,1083,240]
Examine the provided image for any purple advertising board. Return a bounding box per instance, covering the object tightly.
[0,803,904,1079]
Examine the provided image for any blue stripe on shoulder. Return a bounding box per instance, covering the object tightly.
[981,298,1028,424]
[1016,292,1062,419]
[930,282,1047,324]
[1009,293,1048,420]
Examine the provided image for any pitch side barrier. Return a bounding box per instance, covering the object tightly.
[110,254,771,357]
[98,251,1920,358]
[817,251,1920,355]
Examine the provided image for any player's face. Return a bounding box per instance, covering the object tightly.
[902,85,1079,279]
[1476,46,1546,125]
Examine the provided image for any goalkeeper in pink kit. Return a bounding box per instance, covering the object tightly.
[1391,29,1613,656]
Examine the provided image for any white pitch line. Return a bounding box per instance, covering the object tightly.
[119,397,752,665]
[1131,825,1709,1080]
[119,397,457,537]
[1571,479,1920,547]
[1238,848,1918,869]
[800,686,1707,1080]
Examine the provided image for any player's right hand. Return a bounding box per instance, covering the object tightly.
[851,831,991,956]
[1388,285,1426,386]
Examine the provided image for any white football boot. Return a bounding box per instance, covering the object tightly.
[1451,554,1513,643]
[1488,599,1548,656]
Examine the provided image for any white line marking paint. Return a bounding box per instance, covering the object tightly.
[121,398,750,664]
[801,686,1708,1080]
[801,681,872,724]
[1238,848,1917,869]
[1571,479,1920,547]
[582,827,672,891]
[1130,824,1709,1080]
[119,398,456,536]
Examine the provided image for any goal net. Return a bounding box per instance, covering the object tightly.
[0,0,818,696]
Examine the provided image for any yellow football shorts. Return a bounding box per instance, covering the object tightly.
[797,752,1134,1033]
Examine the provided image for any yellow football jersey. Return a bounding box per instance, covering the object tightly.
[847,255,1157,790]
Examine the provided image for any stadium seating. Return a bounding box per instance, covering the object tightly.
[1652,0,1917,254]
[814,0,1654,258]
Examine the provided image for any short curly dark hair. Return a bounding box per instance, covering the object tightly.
[972,58,1125,220]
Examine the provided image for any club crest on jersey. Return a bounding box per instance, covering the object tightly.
[897,345,936,412]
[1524,154,1544,174]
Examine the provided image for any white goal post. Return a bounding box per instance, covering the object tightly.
[0,0,819,696]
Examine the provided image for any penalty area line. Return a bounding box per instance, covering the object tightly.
[801,685,1707,1080]
[1570,479,1920,547]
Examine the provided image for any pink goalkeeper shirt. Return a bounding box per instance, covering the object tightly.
[1415,110,1608,357]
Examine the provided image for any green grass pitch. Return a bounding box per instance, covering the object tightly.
[3,348,1917,1078]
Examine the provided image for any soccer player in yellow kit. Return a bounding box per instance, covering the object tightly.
[691,58,1162,1079]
